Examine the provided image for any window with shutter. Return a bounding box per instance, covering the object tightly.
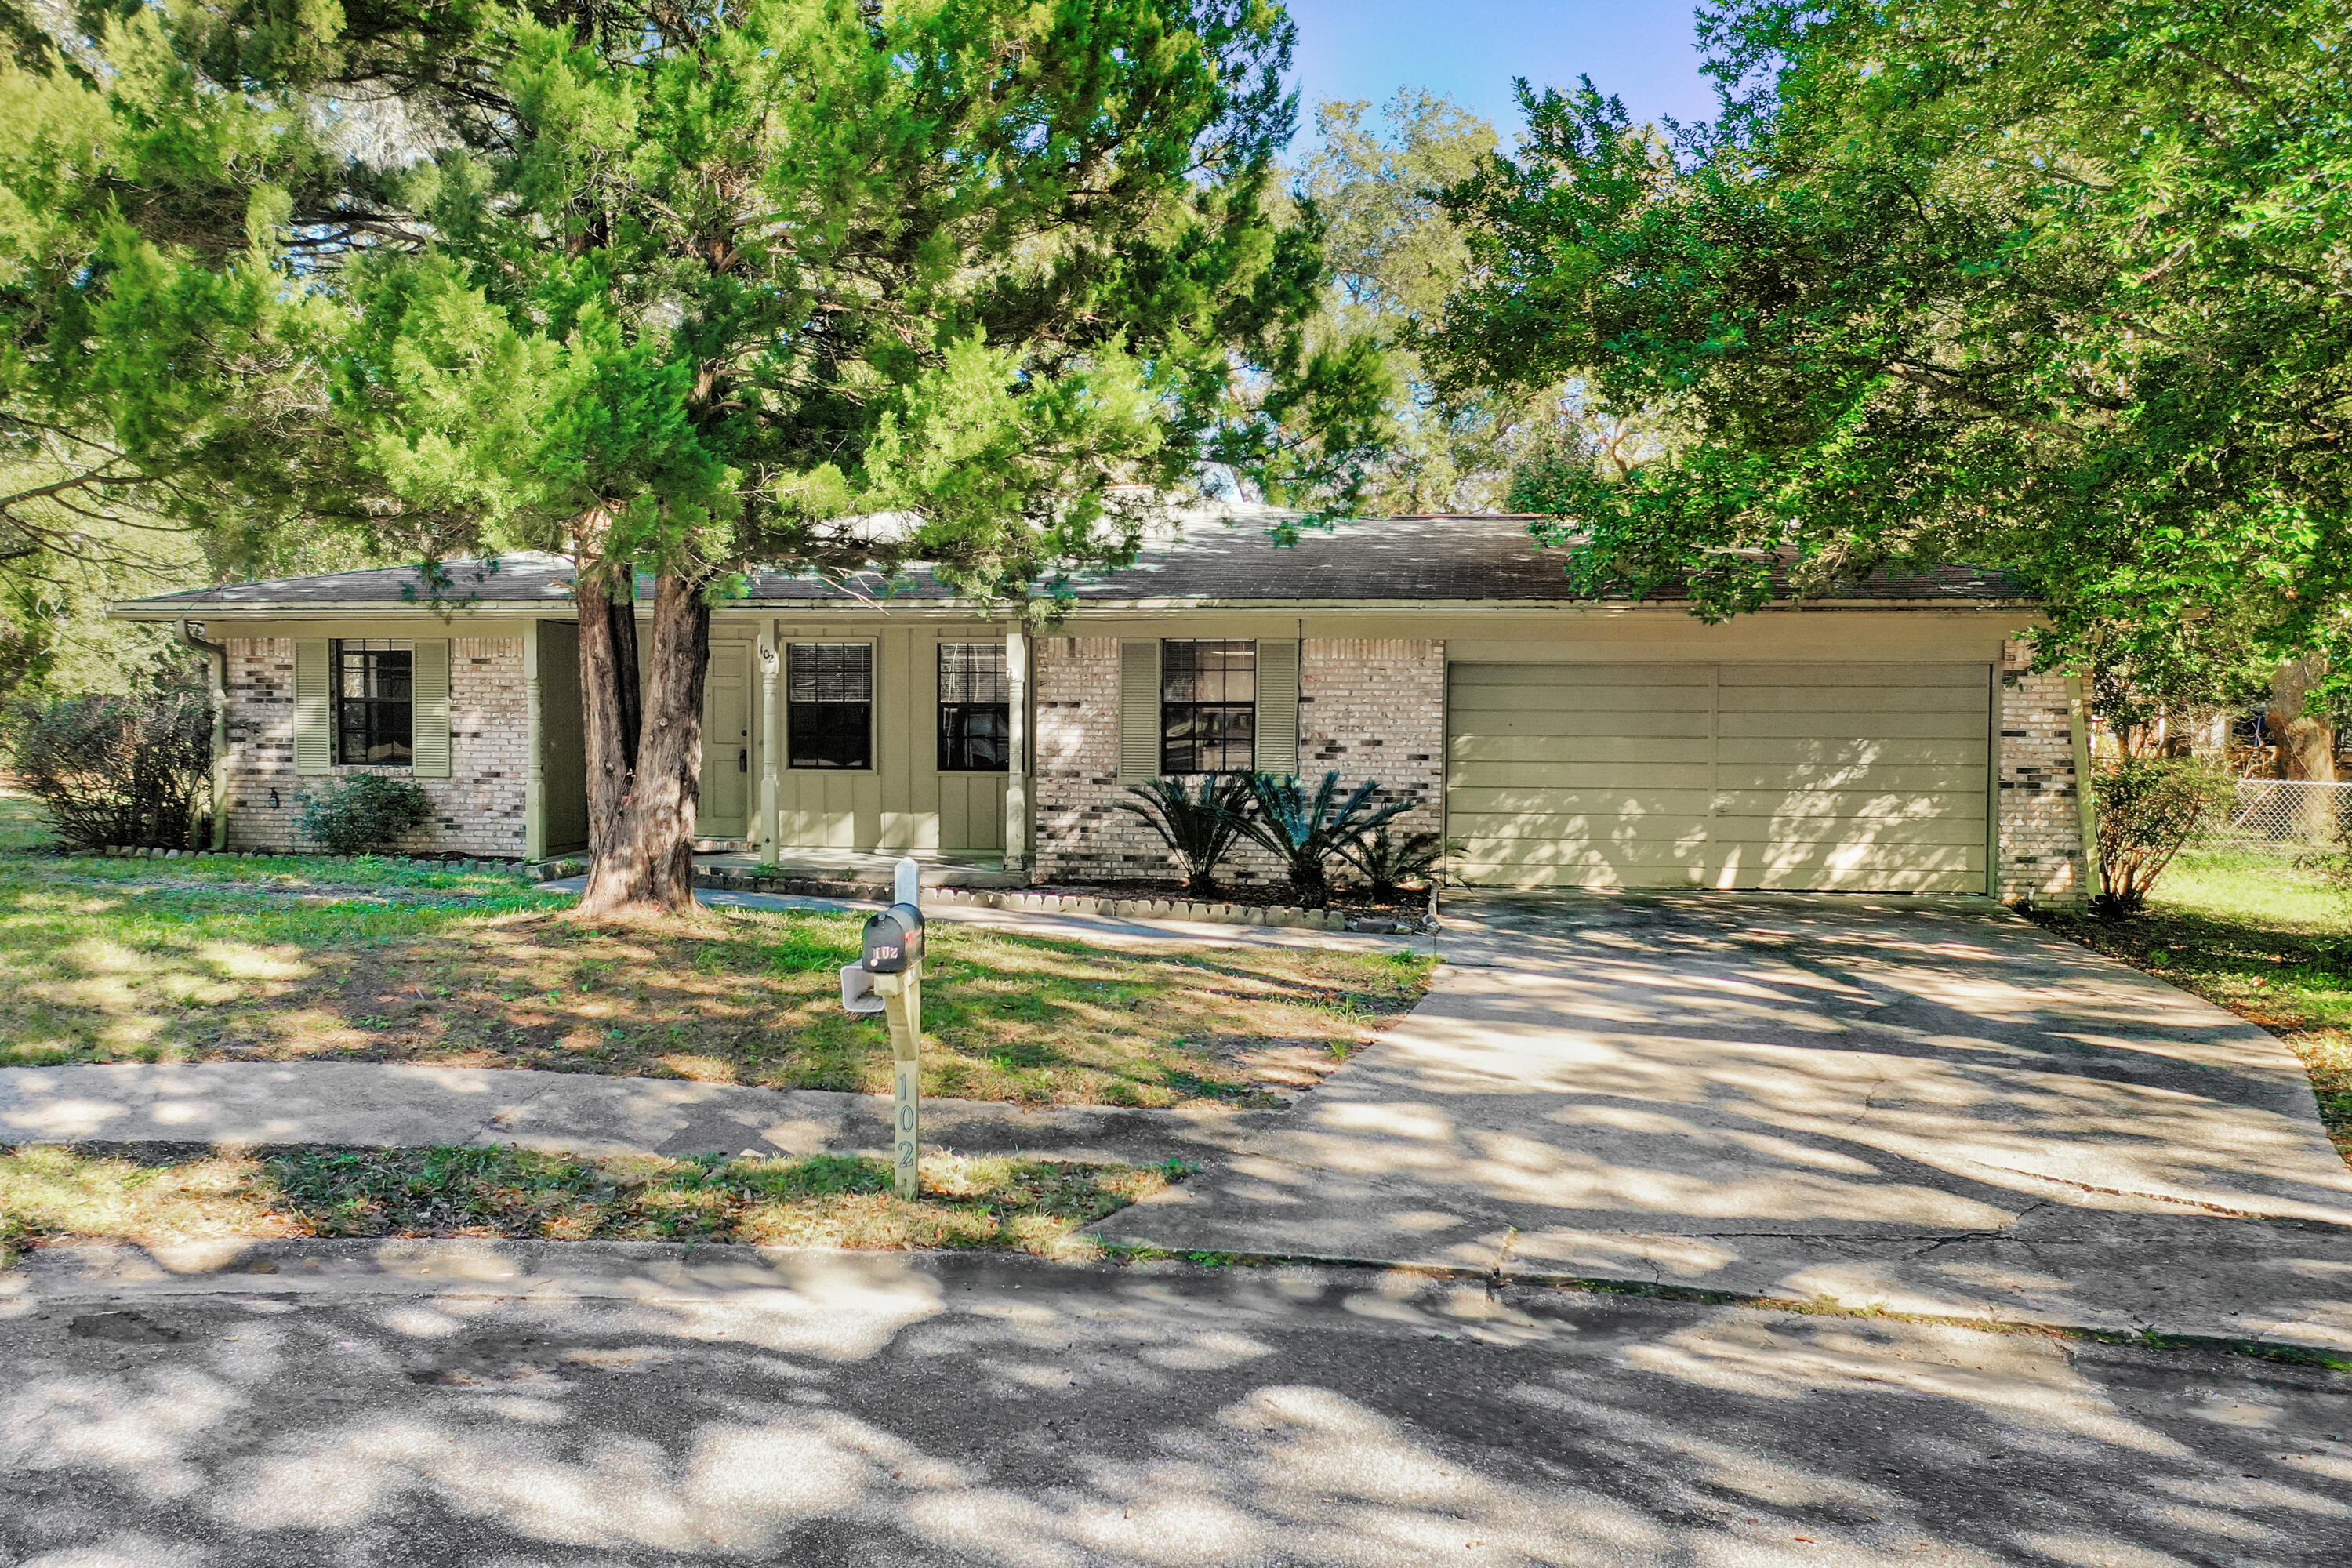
[1116,641,1160,784]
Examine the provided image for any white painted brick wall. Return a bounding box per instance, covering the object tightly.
[220,636,529,858]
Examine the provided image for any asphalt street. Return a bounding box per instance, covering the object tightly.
[4,1247,2349,1566]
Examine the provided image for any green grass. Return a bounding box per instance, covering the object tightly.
[0,786,53,853]
[0,847,1434,1105]
[2035,847,2352,1163]
[0,1142,1175,1265]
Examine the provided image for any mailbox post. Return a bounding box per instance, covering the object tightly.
[844,859,928,1199]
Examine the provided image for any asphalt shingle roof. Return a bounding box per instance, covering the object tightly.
[118,515,2025,611]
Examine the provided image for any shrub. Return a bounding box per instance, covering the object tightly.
[1341,826,1445,902]
[1117,775,1250,895]
[5,688,211,851]
[1235,772,1410,909]
[300,775,434,856]
[2091,758,2237,918]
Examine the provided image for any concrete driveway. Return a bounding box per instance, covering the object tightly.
[1093,891,2352,1349]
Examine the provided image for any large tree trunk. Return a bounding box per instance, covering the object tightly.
[576,572,712,918]
[574,569,641,861]
[2267,655,2337,782]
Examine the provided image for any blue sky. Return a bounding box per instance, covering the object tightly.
[1280,0,1719,144]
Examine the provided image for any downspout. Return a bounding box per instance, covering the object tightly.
[175,619,230,850]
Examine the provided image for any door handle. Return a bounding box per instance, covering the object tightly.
[739,747,748,772]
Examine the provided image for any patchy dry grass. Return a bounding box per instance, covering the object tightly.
[0,852,1433,1106]
[2035,848,2352,1165]
[0,1142,1176,1265]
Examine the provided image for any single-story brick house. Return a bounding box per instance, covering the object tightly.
[109,513,2091,902]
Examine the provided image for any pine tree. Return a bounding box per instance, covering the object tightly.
[0,0,1381,912]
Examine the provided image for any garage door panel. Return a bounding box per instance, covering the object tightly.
[1452,815,1987,851]
[1448,735,1715,765]
[1451,840,1985,879]
[1711,815,1988,848]
[1448,760,1721,789]
[1712,763,1984,792]
[1721,662,1986,689]
[1714,737,1985,767]
[1711,788,1984,821]
[1447,660,1992,892]
[1717,711,1986,740]
[1716,685,1986,716]
[1451,812,1715,845]
[1451,710,1716,739]
[1451,663,1708,690]
[1451,684,1715,715]
[1446,786,1715,816]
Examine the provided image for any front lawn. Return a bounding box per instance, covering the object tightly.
[0,1142,1172,1265]
[2034,848,2352,1164]
[0,851,1433,1107]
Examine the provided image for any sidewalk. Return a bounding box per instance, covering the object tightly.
[0,1061,1255,1167]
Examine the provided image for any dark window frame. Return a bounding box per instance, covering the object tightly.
[332,638,415,768]
[1160,639,1257,775]
[786,641,875,770]
[936,642,1011,772]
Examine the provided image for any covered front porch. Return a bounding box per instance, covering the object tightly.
[691,619,1035,877]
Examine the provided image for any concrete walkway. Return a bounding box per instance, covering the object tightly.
[1091,891,2352,1352]
[0,1061,1254,1167]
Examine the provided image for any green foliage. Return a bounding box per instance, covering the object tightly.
[1425,0,2352,684]
[0,0,1383,589]
[2078,605,2278,760]
[1285,92,1574,514]
[299,774,434,857]
[1340,825,1444,902]
[2091,759,2238,919]
[5,685,210,849]
[1235,771,1410,908]
[1117,775,1251,895]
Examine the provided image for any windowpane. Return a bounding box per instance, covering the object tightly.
[1160,640,1255,775]
[331,640,414,767]
[938,641,1007,705]
[788,643,873,769]
[938,642,1011,771]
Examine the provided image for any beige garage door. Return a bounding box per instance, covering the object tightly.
[1446,662,1991,891]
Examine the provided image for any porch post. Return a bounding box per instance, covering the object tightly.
[1003,625,1031,878]
[523,622,546,862]
[757,623,782,863]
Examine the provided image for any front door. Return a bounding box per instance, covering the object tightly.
[700,641,750,839]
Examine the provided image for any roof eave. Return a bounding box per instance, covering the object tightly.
[111,592,2037,621]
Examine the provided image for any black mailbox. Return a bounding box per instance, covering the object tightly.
[861,903,925,974]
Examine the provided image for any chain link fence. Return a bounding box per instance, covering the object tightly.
[2205,778,2352,855]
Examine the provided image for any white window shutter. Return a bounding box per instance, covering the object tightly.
[293,640,331,776]
[1117,640,1160,785]
[1255,639,1299,776]
[412,640,452,778]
